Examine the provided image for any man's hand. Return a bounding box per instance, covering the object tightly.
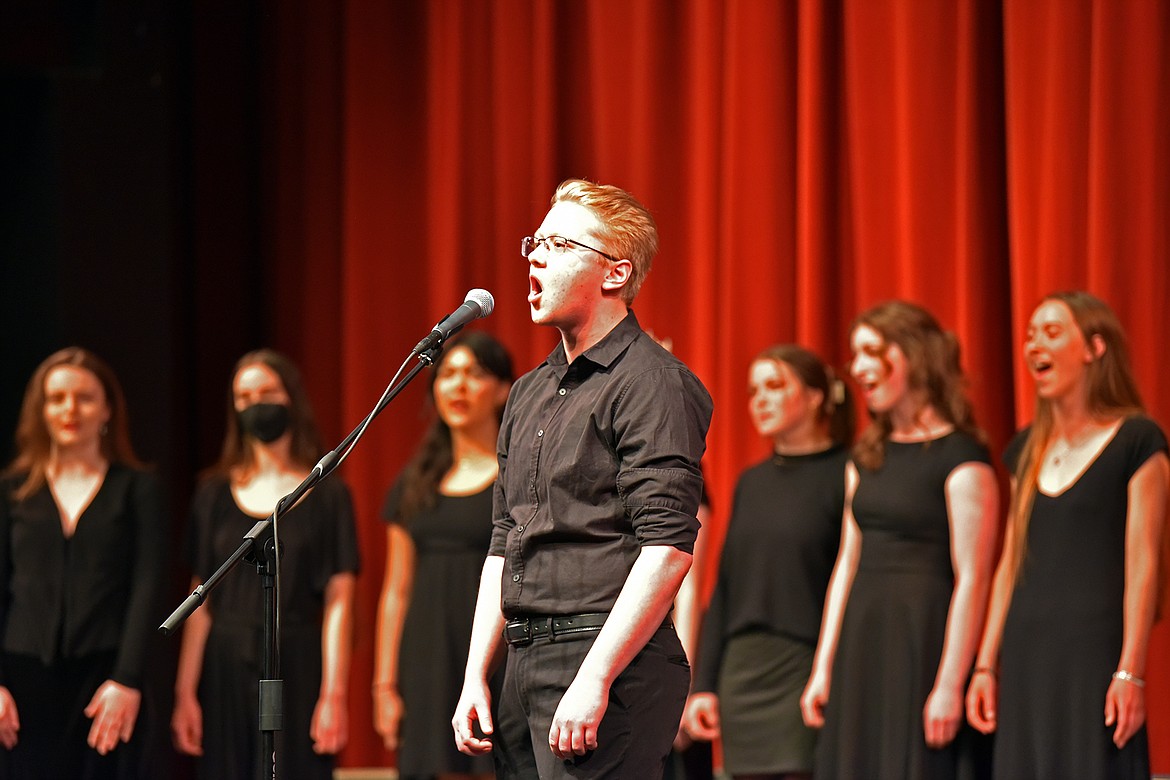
[548,676,608,759]
[452,678,495,756]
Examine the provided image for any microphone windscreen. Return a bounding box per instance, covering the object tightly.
[466,288,495,317]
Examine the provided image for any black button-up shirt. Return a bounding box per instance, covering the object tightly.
[489,312,713,617]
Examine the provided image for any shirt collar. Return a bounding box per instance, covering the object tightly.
[544,309,642,370]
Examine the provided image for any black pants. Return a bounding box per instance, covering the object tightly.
[0,651,138,780]
[494,627,690,779]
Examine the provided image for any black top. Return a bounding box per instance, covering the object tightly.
[0,464,164,688]
[1003,416,1167,625]
[694,446,847,693]
[383,478,494,550]
[184,475,360,626]
[489,311,713,617]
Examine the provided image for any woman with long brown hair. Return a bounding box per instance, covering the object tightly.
[800,301,999,779]
[171,349,359,780]
[0,347,163,778]
[966,292,1167,778]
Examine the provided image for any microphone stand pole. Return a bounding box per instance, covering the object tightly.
[159,343,444,780]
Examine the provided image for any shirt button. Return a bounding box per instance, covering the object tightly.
[512,574,521,582]
[558,388,567,396]
[537,430,544,437]
[516,525,524,533]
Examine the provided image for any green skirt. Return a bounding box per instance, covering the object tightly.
[718,631,818,775]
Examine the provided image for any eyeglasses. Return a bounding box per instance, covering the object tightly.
[521,235,620,263]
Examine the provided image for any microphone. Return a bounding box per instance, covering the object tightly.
[413,289,495,354]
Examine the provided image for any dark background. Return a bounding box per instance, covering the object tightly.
[2,2,283,775]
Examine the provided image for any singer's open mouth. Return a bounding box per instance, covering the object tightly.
[528,275,543,303]
[1031,358,1053,378]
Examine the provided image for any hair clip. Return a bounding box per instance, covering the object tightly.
[832,379,846,406]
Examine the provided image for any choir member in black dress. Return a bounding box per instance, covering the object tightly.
[0,347,164,778]
[684,345,852,780]
[966,291,1168,779]
[374,332,513,779]
[171,350,359,780]
[801,301,999,779]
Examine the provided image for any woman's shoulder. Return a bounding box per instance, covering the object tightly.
[1118,413,1166,440]
[0,469,27,493]
[305,475,356,519]
[936,428,991,466]
[1114,414,1168,462]
[192,471,230,495]
[188,472,232,517]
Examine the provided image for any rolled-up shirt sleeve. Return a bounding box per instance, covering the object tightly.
[488,400,516,557]
[614,366,711,552]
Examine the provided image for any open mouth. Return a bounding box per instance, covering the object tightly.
[1031,358,1053,378]
[528,275,543,304]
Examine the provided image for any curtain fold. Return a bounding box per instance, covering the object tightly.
[265,0,1169,768]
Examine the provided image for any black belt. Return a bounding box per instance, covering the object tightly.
[503,612,673,647]
[503,612,609,646]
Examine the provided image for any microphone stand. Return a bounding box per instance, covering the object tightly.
[159,342,445,780]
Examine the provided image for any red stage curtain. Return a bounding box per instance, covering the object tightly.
[259,0,1170,769]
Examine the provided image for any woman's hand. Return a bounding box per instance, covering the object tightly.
[965,669,997,734]
[682,692,720,741]
[922,683,962,748]
[373,684,404,751]
[0,686,20,749]
[800,670,830,728]
[84,680,141,755]
[310,691,348,755]
[1104,674,1145,748]
[171,692,203,756]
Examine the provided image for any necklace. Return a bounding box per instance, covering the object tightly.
[1049,428,1095,467]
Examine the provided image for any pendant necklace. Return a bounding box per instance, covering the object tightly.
[1050,428,1093,467]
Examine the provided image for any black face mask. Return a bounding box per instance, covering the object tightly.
[238,403,291,444]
